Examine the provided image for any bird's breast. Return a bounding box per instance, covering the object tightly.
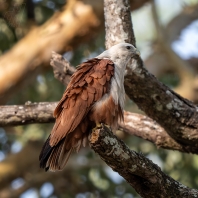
[89,93,123,129]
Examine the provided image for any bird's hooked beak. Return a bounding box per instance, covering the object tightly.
[134,49,140,56]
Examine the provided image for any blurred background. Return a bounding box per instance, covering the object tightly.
[0,0,198,197]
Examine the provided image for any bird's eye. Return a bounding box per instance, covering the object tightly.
[126,46,131,50]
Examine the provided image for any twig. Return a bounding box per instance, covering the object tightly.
[50,51,75,86]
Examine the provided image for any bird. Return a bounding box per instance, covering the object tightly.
[39,43,140,171]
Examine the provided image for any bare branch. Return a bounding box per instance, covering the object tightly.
[89,124,198,198]
[0,102,57,126]
[101,0,198,196]
[167,3,198,43]
[120,111,198,154]
[50,51,75,86]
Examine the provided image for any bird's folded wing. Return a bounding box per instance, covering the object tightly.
[49,58,114,146]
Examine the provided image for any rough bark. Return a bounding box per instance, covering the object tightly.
[102,0,198,197]
[89,125,198,198]
[102,0,198,147]
[125,56,198,147]
[1,50,198,153]
[104,0,136,49]
[103,0,198,173]
[0,102,57,126]
[120,111,198,153]
[1,1,198,197]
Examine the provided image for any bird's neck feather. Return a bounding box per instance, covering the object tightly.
[110,61,126,109]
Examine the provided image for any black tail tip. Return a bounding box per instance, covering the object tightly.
[39,136,53,171]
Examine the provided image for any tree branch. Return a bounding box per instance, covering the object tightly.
[1,49,198,154]
[120,111,198,154]
[101,0,198,196]
[0,102,57,126]
[50,51,75,86]
[1,1,198,197]
[0,0,102,103]
[1,101,198,153]
[89,124,198,198]
[104,0,136,49]
[103,0,198,152]
[124,54,198,147]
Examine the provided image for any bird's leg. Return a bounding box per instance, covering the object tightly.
[88,123,102,143]
[92,122,102,132]
[92,123,111,131]
[104,124,111,130]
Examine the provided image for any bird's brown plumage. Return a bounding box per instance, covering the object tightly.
[39,58,123,171]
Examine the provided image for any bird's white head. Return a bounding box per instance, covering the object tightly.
[96,43,140,67]
[96,43,140,109]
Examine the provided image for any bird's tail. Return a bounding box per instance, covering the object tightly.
[39,129,88,171]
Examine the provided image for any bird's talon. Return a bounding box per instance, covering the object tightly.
[96,123,102,128]
[104,124,111,129]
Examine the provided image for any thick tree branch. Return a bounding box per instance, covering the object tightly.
[1,1,198,197]
[104,0,136,49]
[89,125,198,198]
[0,0,102,103]
[102,0,198,196]
[49,52,198,151]
[104,0,198,148]
[120,111,198,154]
[102,0,198,147]
[125,55,198,147]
